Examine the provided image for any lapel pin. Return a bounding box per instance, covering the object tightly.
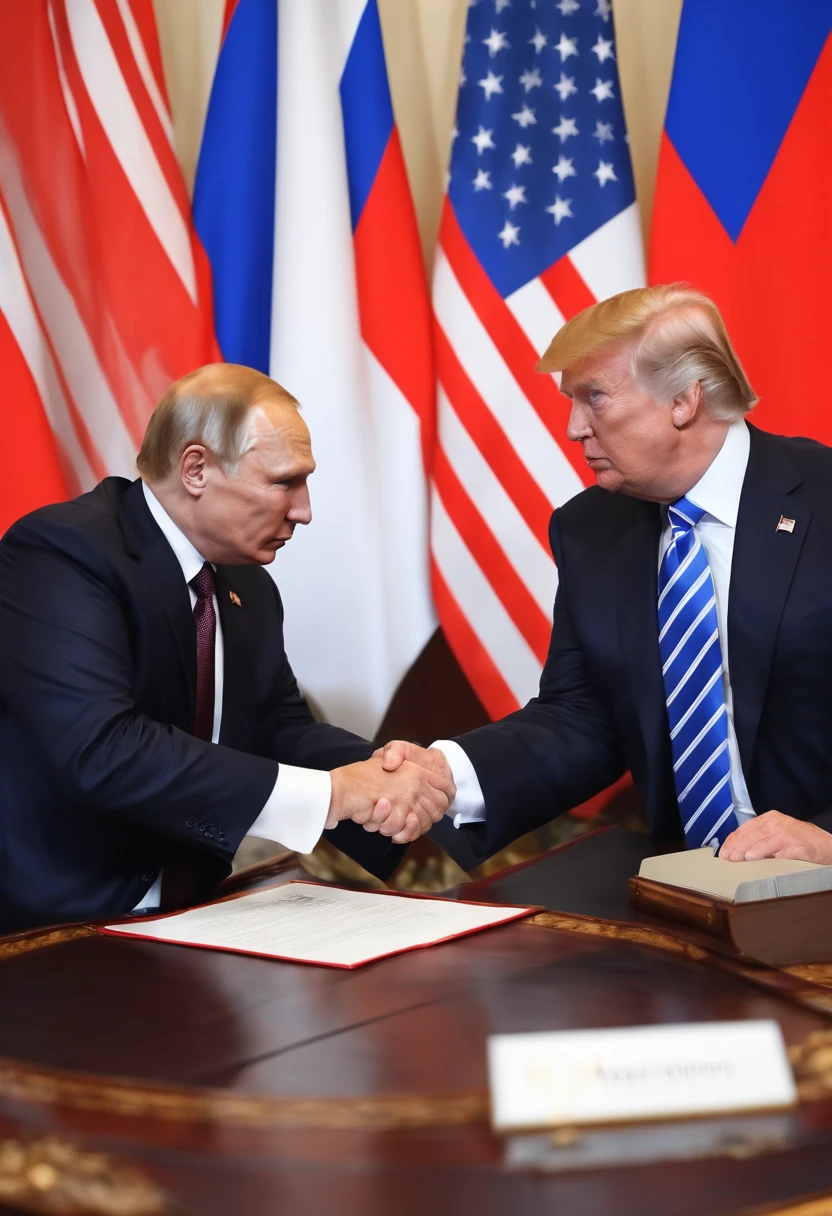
[229,590,242,607]
[776,516,796,534]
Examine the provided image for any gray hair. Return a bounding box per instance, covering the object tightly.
[136,364,299,480]
[631,292,758,421]
[538,283,758,421]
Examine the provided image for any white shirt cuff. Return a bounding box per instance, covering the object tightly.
[431,740,486,827]
[248,764,332,855]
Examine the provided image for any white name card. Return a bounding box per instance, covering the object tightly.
[487,1020,797,1132]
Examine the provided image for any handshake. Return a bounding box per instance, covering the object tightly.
[325,742,456,845]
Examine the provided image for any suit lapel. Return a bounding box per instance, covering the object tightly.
[728,426,809,779]
[120,479,197,720]
[120,482,260,748]
[214,567,257,750]
[615,498,672,819]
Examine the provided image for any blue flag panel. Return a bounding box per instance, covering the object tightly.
[665,0,832,242]
[193,0,278,372]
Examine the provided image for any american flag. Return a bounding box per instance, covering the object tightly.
[0,0,218,535]
[432,0,644,719]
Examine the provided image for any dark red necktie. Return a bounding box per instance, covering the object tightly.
[190,562,216,741]
[159,562,215,912]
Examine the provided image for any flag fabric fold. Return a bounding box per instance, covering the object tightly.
[0,0,219,533]
[650,0,832,443]
[195,0,435,738]
[432,0,644,720]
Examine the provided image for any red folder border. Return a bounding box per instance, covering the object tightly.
[97,880,539,970]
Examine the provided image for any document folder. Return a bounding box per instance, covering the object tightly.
[101,881,536,969]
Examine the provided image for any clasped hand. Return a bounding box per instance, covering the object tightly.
[326,743,455,844]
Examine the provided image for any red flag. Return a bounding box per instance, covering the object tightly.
[0,0,219,521]
[0,309,69,535]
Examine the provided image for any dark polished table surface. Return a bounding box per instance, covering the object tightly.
[1,827,832,1216]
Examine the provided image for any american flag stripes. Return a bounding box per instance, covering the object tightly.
[432,0,644,719]
[0,0,218,534]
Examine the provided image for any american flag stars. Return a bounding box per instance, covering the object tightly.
[553,115,579,141]
[449,0,636,296]
[554,72,577,100]
[592,35,615,62]
[512,104,538,127]
[471,125,496,154]
[478,70,504,98]
[546,194,574,224]
[498,219,521,247]
[484,28,511,56]
[511,142,533,167]
[593,160,618,186]
[519,67,543,91]
[503,183,528,208]
[591,77,614,101]
[555,33,578,61]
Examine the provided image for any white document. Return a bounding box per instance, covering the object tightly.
[488,1020,797,1132]
[103,882,532,968]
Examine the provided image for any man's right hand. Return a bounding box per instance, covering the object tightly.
[327,755,454,844]
[375,739,455,790]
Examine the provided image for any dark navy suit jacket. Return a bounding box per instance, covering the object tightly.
[0,477,401,932]
[455,426,832,859]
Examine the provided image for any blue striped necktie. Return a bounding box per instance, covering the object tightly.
[658,497,738,849]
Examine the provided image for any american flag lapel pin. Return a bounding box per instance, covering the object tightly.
[229,590,242,606]
[776,516,796,534]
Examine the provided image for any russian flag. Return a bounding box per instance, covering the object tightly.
[194,0,435,738]
[650,0,832,443]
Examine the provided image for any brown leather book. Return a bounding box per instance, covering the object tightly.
[628,875,832,965]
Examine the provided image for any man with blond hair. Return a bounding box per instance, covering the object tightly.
[0,364,451,931]
[382,284,832,866]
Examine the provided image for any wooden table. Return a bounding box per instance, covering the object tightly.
[1,827,831,1216]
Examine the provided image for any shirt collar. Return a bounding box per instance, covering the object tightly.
[684,418,750,528]
[141,481,210,586]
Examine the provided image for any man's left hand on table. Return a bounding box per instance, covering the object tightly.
[719,809,832,863]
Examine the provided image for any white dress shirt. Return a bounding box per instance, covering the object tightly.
[134,484,331,909]
[437,419,756,832]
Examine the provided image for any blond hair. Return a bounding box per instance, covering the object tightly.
[538,284,757,421]
[136,364,299,481]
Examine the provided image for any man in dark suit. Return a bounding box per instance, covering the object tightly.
[379,284,832,867]
[0,364,452,932]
